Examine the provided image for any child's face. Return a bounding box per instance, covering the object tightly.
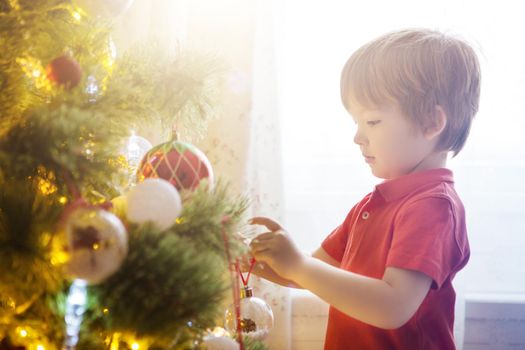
[348,103,439,179]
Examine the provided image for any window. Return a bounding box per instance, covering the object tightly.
[279,0,525,299]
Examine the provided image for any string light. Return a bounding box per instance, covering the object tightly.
[36,167,58,196]
[72,11,82,21]
[8,0,20,10]
[211,327,230,337]
[16,57,53,92]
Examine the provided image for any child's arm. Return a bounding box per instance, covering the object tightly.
[250,217,432,330]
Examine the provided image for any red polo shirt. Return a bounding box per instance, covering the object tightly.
[321,168,469,350]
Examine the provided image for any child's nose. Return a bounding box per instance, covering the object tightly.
[353,128,366,145]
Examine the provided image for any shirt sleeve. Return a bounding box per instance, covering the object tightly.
[321,206,357,263]
[386,196,467,289]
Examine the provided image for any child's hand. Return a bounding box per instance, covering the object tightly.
[248,216,306,280]
[238,253,256,273]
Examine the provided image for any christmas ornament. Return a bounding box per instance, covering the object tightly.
[121,134,153,171]
[126,178,182,231]
[224,286,274,340]
[74,0,134,18]
[63,207,128,284]
[203,328,240,350]
[46,55,82,89]
[137,140,214,192]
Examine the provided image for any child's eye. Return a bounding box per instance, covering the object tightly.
[367,120,381,126]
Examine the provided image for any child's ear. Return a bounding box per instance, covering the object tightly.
[424,105,447,140]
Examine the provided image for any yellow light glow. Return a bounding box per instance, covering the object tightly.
[37,345,45,350]
[92,243,100,250]
[51,251,70,266]
[38,178,58,196]
[131,343,140,350]
[211,327,230,337]
[103,308,109,314]
[16,57,53,91]
[19,328,28,337]
[59,196,68,204]
[110,333,121,350]
[72,11,82,21]
[8,0,20,10]
[7,298,15,309]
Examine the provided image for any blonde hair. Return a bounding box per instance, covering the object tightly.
[340,28,481,156]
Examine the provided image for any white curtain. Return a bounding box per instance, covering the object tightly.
[244,0,291,349]
[115,0,292,348]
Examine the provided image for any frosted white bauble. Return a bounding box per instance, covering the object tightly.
[126,178,182,231]
[202,335,240,350]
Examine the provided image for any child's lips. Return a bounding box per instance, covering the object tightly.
[364,155,375,163]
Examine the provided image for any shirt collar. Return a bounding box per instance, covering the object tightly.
[375,168,454,202]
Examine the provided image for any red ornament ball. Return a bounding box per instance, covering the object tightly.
[46,55,82,89]
[137,140,214,192]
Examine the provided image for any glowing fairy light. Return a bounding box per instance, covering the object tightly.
[16,57,53,91]
[86,75,99,102]
[72,11,82,21]
[62,280,87,350]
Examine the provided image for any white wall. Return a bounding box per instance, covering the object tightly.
[277,1,525,348]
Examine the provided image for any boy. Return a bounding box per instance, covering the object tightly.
[249,28,480,349]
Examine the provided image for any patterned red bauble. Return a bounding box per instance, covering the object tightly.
[137,140,214,192]
[46,55,82,89]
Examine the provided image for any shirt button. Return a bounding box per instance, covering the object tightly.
[362,211,370,220]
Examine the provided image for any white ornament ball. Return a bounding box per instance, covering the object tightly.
[65,207,128,284]
[202,335,240,350]
[126,178,182,231]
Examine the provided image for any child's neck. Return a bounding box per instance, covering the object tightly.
[409,151,448,174]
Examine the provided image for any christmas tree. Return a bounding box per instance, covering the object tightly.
[0,1,270,349]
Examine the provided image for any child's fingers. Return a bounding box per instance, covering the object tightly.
[248,217,283,232]
[252,231,277,242]
[239,255,254,272]
[251,249,272,263]
[250,238,273,253]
